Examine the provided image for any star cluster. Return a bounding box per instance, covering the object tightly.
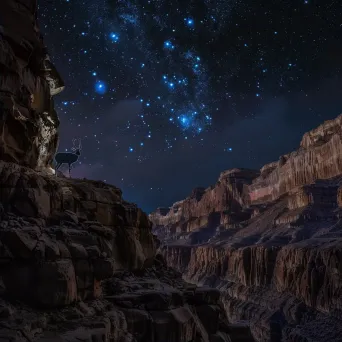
[39,0,342,211]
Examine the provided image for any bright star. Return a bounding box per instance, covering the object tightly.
[164,40,175,50]
[185,18,194,26]
[94,81,107,95]
[178,115,192,129]
[109,32,119,43]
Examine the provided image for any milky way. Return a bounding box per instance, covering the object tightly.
[39,0,342,212]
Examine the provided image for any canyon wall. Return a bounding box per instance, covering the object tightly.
[151,114,342,341]
[0,160,255,342]
[0,0,63,171]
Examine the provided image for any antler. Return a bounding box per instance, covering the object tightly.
[71,138,82,150]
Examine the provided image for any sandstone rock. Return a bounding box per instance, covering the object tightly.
[0,159,251,341]
[0,0,64,171]
[150,168,258,243]
[151,114,342,341]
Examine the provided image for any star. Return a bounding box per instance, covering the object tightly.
[94,81,107,95]
[109,32,119,43]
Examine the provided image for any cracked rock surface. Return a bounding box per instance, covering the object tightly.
[0,160,254,342]
[0,0,61,170]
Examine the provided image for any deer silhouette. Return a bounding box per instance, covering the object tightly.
[54,138,82,177]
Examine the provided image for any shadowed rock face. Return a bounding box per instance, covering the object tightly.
[0,0,62,171]
[151,114,342,341]
[0,161,254,342]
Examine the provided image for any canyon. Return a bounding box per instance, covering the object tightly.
[0,1,253,341]
[2,1,341,341]
[150,114,342,341]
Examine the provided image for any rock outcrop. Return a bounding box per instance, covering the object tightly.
[150,114,342,341]
[151,169,258,244]
[0,161,254,342]
[0,0,64,171]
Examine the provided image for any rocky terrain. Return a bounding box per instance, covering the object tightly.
[150,114,342,341]
[0,1,254,341]
[0,161,255,342]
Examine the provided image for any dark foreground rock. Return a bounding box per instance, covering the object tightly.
[151,114,342,341]
[0,160,254,342]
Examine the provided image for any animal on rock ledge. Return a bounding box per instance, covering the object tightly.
[54,138,82,177]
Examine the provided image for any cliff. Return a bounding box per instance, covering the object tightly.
[151,169,258,244]
[150,114,342,341]
[0,0,63,171]
[0,160,256,342]
[0,2,253,341]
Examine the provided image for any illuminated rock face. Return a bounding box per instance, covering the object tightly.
[150,169,259,243]
[0,0,63,171]
[151,114,342,341]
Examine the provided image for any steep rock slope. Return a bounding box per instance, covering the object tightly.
[151,169,258,244]
[150,114,342,341]
[0,160,255,342]
[0,0,63,170]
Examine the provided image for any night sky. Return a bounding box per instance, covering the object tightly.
[39,0,342,213]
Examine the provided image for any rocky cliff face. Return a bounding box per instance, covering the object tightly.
[151,169,258,244]
[0,0,63,171]
[0,2,253,341]
[0,160,255,342]
[150,114,342,341]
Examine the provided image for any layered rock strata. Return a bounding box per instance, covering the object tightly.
[0,160,254,342]
[151,114,342,341]
[151,169,258,244]
[0,0,63,171]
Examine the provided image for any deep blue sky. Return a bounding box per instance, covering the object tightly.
[39,0,342,212]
